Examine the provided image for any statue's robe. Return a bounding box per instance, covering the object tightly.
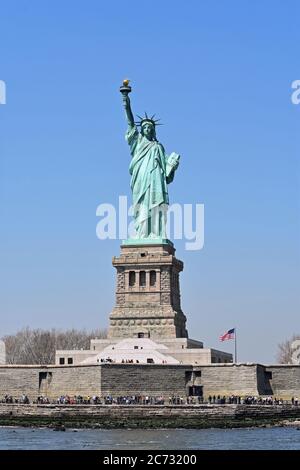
[126,126,177,238]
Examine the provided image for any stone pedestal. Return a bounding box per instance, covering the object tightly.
[108,243,188,340]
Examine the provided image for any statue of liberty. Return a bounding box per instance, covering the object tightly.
[120,80,180,241]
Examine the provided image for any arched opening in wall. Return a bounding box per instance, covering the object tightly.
[150,270,156,286]
[129,271,136,286]
[139,271,146,286]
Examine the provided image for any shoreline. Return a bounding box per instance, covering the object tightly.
[1,422,300,430]
[1,403,300,429]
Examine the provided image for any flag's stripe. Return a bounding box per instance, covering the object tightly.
[219,328,235,341]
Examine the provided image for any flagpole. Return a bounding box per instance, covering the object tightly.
[235,327,237,363]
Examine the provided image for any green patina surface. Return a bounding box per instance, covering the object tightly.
[120,83,180,241]
[122,238,173,247]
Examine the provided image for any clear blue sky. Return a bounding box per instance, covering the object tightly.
[1,0,299,363]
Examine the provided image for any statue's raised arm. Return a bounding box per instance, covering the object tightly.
[120,79,134,128]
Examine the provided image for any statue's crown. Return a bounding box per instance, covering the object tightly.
[135,112,162,127]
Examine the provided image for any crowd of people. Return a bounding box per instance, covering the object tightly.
[1,393,299,406]
[207,395,299,405]
[1,394,30,404]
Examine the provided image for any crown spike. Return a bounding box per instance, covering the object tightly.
[135,112,163,127]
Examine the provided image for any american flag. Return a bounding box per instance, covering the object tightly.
[219,328,235,342]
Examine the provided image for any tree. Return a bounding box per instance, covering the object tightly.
[2,327,107,365]
[277,334,300,364]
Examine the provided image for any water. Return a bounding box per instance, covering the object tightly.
[0,427,300,450]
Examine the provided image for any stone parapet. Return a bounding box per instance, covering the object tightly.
[1,363,300,402]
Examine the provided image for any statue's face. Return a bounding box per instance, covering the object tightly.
[142,123,154,140]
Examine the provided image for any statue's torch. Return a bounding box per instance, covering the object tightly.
[120,79,132,97]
